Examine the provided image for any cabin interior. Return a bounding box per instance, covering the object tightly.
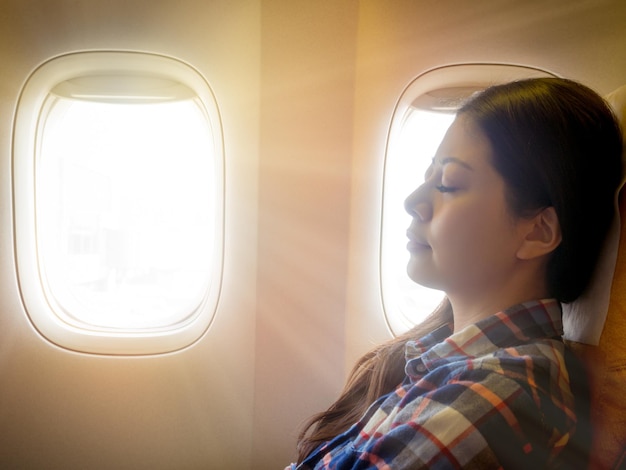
[0,1,625,469]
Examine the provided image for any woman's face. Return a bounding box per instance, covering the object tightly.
[404,115,530,300]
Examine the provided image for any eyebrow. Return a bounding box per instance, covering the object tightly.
[433,156,474,171]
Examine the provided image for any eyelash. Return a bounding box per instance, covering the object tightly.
[435,184,456,193]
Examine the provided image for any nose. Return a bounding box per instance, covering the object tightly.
[404,183,433,221]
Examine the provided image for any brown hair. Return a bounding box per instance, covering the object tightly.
[296,300,453,462]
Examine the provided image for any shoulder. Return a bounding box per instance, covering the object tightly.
[429,338,573,426]
[365,339,574,467]
[354,364,550,468]
[409,337,568,399]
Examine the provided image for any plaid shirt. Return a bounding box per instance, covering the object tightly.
[295,299,577,469]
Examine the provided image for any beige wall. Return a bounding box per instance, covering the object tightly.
[253,1,358,465]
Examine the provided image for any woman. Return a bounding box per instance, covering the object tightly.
[289,78,623,469]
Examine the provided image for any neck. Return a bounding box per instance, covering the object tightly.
[447,269,550,333]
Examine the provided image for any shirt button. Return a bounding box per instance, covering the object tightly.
[416,363,426,373]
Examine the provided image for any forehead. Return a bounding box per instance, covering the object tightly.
[434,115,494,170]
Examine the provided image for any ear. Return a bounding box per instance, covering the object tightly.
[516,206,562,260]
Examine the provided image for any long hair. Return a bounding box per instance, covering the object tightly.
[296,78,623,463]
[296,299,453,461]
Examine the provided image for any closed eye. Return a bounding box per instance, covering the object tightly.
[435,184,457,193]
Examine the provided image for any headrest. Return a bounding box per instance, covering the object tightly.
[563,84,626,344]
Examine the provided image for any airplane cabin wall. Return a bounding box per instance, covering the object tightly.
[0,1,262,468]
[253,1,358,466]
[1,1,626,469]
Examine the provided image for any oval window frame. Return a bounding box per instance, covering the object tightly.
[13,51,225,355]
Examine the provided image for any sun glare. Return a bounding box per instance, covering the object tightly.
[37,98,215,330]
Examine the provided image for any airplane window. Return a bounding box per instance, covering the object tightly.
[381,64,558,335]
[39,97,214,330]
[13,52,224,354]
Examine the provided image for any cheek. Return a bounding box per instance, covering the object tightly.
[430,205,481,251]
[430,202,512,263]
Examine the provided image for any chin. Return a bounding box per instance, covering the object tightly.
[406,266,441,290]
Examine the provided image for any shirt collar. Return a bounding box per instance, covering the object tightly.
[405,299,563,381]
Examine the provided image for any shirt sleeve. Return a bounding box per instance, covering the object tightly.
[303,367,553,469]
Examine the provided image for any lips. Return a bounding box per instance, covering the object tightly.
[406,230,431,252]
